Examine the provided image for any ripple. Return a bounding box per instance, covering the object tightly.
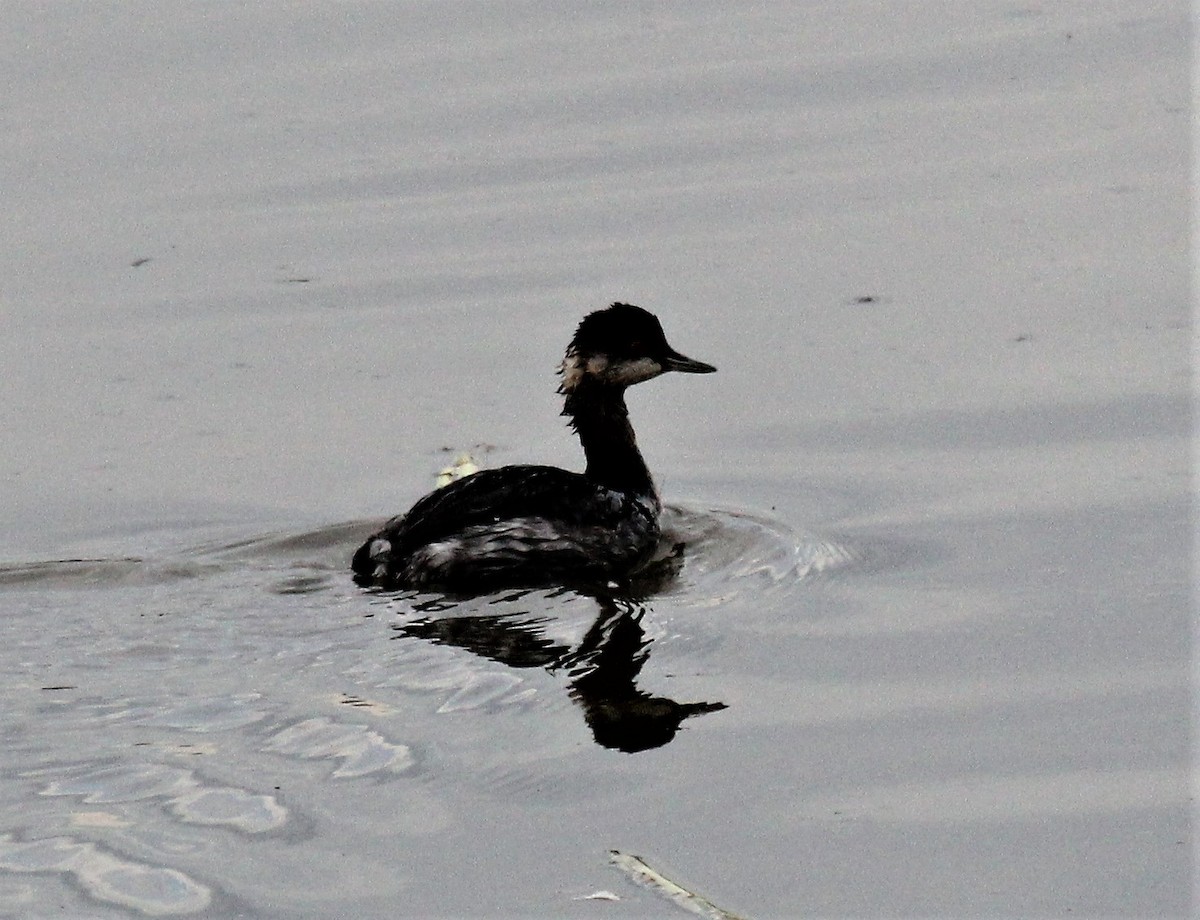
[139,694,270,733]
[169,788,286,834]
[185,521,369,564]
[662,504,858,606]
[42,764,195,804]
[0,557,148,589]
[0,833,211,915]
[0,520,370,593]
[0,510,855,609]
[263,717,416,778]
[38,763,286,834]
[436,672,537,713]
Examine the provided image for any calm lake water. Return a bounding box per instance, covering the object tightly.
[2,3,1191,917]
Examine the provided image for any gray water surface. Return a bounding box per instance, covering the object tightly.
[2,507,862,916]
[2,2,1190,917]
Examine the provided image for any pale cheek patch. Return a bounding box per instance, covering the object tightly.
[607,357,662,385]
[560,353,661,388]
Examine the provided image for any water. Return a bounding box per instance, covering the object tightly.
[1,498,1189,915]
[1,508,858,916]
[2,2,1190,917]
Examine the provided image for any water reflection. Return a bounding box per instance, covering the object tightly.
[397,597,725,753]
[389,543,726,753]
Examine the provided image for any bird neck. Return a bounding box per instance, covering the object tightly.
[562,383,656,499]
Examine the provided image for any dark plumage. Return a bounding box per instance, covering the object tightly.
[352,303,715,592]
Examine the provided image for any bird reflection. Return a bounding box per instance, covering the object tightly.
[390,541,725,753]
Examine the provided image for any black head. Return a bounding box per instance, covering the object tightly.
[559,302,716,392]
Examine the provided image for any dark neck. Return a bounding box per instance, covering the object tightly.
[562,383,656,498]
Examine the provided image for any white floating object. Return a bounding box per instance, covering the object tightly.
[609,850,748,920]
[573,890,621,901]
[435,452,480,488]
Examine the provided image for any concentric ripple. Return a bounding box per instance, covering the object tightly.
[660,503,858,606]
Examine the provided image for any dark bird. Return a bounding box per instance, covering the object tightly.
[352,303,715,592]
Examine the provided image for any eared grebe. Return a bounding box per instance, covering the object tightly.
[352,302,715,591]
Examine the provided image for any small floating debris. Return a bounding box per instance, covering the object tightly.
[435,452,480,488]
[335,692,395,716]
[573,890,621,902]
[609,850,749,920]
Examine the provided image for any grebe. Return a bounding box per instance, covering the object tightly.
[352,303,715,592]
